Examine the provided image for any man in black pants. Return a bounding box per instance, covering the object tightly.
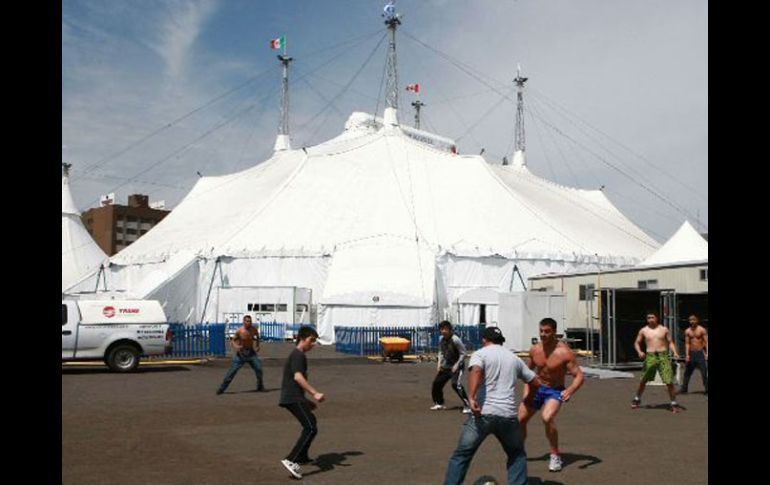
[280,326,325,480]
[680,313,708,395]
[431,320,471,414]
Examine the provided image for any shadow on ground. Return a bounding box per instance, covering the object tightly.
[528,452,602,470]
[301,451,365,477]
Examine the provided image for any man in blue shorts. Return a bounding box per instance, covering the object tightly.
[518,318,585,472]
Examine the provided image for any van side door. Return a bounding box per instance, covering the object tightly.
[62,301,79,358]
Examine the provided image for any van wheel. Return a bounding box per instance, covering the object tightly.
[107,345,140,372]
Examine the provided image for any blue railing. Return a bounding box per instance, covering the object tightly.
[225,321,316,342]
[168,322,317,358]
[168,322,480,358]
[168,323,227,357]
[334,325,485,356]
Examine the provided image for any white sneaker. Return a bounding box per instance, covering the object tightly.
[462,407,472,414]
[548,453,562,472]
[281,459,302,479]
[430,404,447,410]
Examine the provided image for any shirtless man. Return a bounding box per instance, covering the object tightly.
[680,314,708,395]
[631,311,681,412]
[216,315,264,394]
[518,318,584,473]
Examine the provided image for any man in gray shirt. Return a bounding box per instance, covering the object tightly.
[444,326,541,485]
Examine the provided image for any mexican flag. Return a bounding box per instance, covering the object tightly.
[270,36,286,50]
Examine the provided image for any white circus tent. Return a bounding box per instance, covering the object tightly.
[65,109,658,343]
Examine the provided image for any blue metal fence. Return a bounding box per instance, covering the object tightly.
[168,322,481,358]
[334,325,485,356]
[168,323,227,357]
[225,321,316,342]
[169,322,317,357]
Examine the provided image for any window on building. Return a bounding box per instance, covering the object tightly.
[638,279,659,289]
[125,228,137,235]
[115,232,124,241]
[699,269,708,281]
[276,304,288,312]
[261,304,275,312]
[296,304,309,313]
[579,284,595,301]
[247,304,254,311]
[126,216,137,222]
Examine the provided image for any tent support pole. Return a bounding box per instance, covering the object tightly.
[200,257,221,324]
[93,264,105,293]
[510,264,526,291]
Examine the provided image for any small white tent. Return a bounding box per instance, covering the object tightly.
[62,168,107,292]
[638,220,707,267]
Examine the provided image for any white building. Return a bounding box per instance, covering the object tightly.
[529,221,707,332]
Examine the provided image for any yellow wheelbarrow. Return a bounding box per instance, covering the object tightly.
[379,336,411,362]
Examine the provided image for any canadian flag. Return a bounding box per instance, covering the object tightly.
[405,83,420,93]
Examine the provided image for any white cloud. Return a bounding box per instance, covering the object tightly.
[153,0,220,85]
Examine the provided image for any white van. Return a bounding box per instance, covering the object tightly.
[62,299,172,372]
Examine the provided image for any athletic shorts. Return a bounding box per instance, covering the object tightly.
[533,384,564,410]
[641,352,674,384]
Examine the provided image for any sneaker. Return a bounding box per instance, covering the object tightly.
[281,459,302,479]
[670,402,681,413]
[430,404,447,411]
[462,407,472,414]
[548,453,563,472]
[631,397,641,409]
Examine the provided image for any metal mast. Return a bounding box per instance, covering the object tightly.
[274,53,294,151]
[383,2,402,125]
[513,63,528,153]
[411,100,425,129]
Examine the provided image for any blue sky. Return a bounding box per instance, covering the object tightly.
[62,0,707,242]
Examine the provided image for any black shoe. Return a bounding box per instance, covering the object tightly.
[216,389,224,395]
[257,384,266,392]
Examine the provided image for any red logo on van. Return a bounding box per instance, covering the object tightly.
[103,306,116,318]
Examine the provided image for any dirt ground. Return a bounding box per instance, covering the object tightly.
[62,343,707,484]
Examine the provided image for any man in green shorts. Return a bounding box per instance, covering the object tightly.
[631,311,682,412]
